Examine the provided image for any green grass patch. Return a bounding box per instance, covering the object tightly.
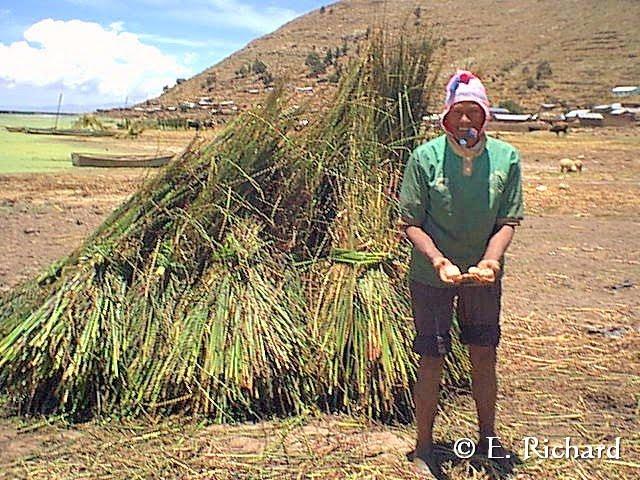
[0,114,123,174]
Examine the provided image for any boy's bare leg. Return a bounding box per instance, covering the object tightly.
[468,344,511,459]
[414,354,444,458]
[469,345,497,439]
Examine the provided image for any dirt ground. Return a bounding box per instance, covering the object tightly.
[0,128,209,293]
[0,127,638,479]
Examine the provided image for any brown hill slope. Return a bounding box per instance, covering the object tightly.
[154,0,640,112]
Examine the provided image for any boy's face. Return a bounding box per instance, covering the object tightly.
[443,101,485,139]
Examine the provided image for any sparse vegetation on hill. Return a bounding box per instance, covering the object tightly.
[305,51,326,76]
[145,0,640,115]
[497,99,524,114]
[536,60,552,81]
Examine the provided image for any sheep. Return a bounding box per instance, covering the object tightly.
[573,159,583,172]
[559,158,582,173]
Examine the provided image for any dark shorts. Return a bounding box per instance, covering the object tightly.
[409,279,502,357]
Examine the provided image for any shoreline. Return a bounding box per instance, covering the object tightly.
[0,110,81,116]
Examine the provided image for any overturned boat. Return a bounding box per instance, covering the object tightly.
[25,127,117,137]
[4,126,27,133]
[71,152,174,167]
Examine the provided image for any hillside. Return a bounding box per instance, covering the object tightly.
[150,0,640,113]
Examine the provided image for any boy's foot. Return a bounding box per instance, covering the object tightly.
[406,449,445,479]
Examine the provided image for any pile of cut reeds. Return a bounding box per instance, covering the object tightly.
[0,30,469,422]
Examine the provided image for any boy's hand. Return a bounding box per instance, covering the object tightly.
[432,257,462,284]
[468,259,501,283]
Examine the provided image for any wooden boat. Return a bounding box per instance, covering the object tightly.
[24,127,117,137]
[4,126,26,133]
[71,152,174,168]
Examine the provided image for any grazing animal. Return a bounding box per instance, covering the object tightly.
[573,159,583,172]
[559,158,581,173]
[187,119,202,130]
[527,121,548,132]
[550,123,569,136]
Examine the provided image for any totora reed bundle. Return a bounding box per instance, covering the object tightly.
[0,30,470,422]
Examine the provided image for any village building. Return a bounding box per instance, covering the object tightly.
[602,109,637,126]
[611,86,640,96]
[489,107,510,118]
[578,112,604,127]
[492,113,532,122]
[487,113,534,132]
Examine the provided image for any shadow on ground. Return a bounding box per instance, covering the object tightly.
[408,440,523,479]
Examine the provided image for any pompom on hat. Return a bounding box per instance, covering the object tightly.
[441,70,491,134]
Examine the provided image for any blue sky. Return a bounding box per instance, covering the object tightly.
[0,1,327,111]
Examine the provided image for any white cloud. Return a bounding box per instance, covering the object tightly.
[0,18,191,103]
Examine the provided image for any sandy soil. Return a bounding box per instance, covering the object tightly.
[0,169,149,292]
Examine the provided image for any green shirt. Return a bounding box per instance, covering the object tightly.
[399,134,524,287]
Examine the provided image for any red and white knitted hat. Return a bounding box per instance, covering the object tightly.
[441,70,491,134]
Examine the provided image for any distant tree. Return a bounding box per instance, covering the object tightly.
[323,49,334,66]
[260,71,274,86]
[498,99,524,114]
[320,5,326,14]
[526,77,536,89]
[327,68,342,83]
[202,73,217,90]
[252,59,268,75]
[305,51,326,76]
[500,60,518,73]
[414,6,422,18]
[536,61,552,80]
[235,64,249,78]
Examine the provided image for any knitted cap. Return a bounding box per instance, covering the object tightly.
[441,70,491,133]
